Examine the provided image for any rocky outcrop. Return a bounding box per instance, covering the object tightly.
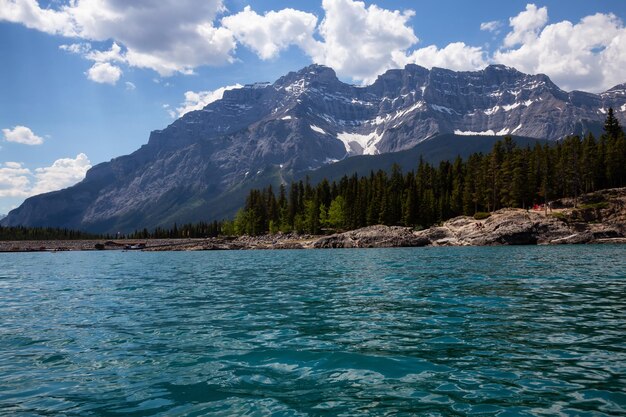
[313,225,429,248]
[413,210,575,246]
[313,211,576,249]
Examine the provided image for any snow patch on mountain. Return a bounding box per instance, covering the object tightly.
[454,129,497,136]
[502,100,535,111]
[395,101,426,119]
[431,104,457,114]
[337,130,384,155]
[310,125,326,135]
[454,127,517,136]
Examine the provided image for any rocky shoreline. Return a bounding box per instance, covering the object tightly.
[2,188,624,252]
[314,187,626,248]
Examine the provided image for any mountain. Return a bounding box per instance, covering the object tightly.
[3,64,625,233]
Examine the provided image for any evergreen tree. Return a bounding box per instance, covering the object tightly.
[604,107,622,139]
[327,195,346,229]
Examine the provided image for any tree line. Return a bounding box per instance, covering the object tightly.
[127,221,222,240]
[0,221,223,241]
[231,109,626,235]
[0,225,102,241]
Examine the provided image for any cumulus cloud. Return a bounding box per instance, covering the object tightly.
[175,85,243,117]
[0,154,91,198]
[86,62,122,84]
[0,162,31,197]
[503,4,548,47]
[2,0,235,78]
[222,6,319,60]
[2,125,44,145]
[309,0,418,83]
[224,0,486,83]
[0,0,77,36]
[399,42,487,72]
[84,42,125,64]
[495,6,626,92]
[30,153,91,195]
[61,41,125,85]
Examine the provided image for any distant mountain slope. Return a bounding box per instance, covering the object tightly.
[2,64,624,233]
[300,133,546,184]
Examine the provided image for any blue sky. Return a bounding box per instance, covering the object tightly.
[1,0,625,214]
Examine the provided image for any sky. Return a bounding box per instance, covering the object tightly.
[1,0,626,214]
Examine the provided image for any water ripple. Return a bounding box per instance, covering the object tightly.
[0,245,625,416]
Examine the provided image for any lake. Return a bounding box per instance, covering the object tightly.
[1,246,625,416]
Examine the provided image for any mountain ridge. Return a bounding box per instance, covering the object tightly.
[2,63,625,233]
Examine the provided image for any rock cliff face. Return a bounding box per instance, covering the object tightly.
[3,64,625,232]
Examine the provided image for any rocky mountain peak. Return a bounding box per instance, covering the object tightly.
[275,64,340,90]
[601,83,626,100]
[368,64,429,97]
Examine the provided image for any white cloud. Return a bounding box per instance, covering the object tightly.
[84,42,125,64]
[125,81,136,91]
[0,162,31,197]
[175,84,243,117]
[61,42,125,85]
[1,0,235,78]
[495,7,626,92]
[309,0,418,83]
[222,6,318,60]
[503,4,548,47]
[399,42,487,72]
[224,0,486,84]
[2,125,44,145]
[31,153,91,195]
[0,154,91,198]
[0,0,77,36]
[480,20,502,33]
[86,62,122,84]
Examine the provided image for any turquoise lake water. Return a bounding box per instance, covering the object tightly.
[0,246,625,416]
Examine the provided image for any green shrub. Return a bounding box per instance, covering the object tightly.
[473,212,491,220]
[578,202,609,210]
